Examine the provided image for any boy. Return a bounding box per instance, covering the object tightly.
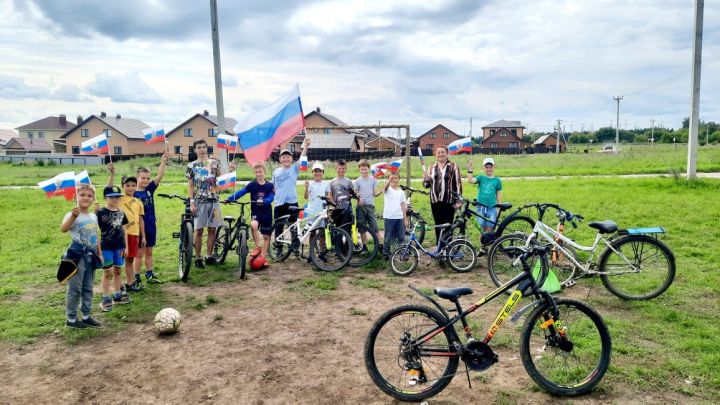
[97,186,132,311]
[60,184,102,328]
[329,159,354,234]
[382,173,408,259]
[134,152,168,283]
[226,163,275,260]
[467,157,503,233]
[272,137,310,248]
[353,159,383,252]
[303,161,331,262]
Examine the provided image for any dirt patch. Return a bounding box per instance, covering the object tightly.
[0,261,694,404]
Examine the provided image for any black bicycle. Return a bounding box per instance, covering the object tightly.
[399,185,430,246]
[214,201,252,279]
[365,244,611,401]
[158,193,194,282]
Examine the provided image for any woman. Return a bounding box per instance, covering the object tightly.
[422,146,463,242]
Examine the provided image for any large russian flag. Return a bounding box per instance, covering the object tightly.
[234,84,305,165]
[80,134,109,155]
[448,137,472,155]
[38,171,76,200]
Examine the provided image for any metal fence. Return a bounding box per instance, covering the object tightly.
[0,154,104,165]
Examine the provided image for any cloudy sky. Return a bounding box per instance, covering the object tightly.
[1,0,719,135]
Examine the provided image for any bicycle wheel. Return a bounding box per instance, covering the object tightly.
[179,222,193,282]
[237,227,248,279]
[520,298,611,396]
[407,212,426,245]
[213,226,231,265]
[598,235,675,300]
[268,220,293,261]
[446,239,476,273]
[487,233,529,288]
[364,305,459,402]
[391,244,419,276]
[349,228,379,267]
[309,226,352,272]
[496,215,535,237]
[549,243,579,288]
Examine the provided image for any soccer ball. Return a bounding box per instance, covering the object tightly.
[154,308,181,335]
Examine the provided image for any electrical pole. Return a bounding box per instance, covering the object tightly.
[688,0,704,178]
[650,119,655,146]
[556,119,562,154]
[209,0,228,170]
[469,118,473,139]
[613,96,623,153]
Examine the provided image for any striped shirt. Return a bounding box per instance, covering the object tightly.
[423,160,463,204]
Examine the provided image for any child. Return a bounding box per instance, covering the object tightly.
[353,159,383,252]
[303,161,331,262]
[329,159,354,234]
[134,152,168,283]
[382,173,408,260]
[467,157,503,233]
[272,138,310,246]
[60,184,102,328]
[226,163,275,260]
[97,186,132,311]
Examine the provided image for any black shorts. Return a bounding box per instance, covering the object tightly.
[252,212,273,235]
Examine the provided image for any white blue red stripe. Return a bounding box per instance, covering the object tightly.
[386,159,403,172]
[217,172,237,190]
[299,155,308,171]
[234,84,305,165]
[143,127,165,144]
[371,162,387,178]
[80,134,109,155]
[448,137,472,155]
[217,134,238,151]
[75,170,91,186]
[38,171,76,200]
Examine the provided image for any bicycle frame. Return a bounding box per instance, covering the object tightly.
[406,223,459,259]
[274,209,329,246]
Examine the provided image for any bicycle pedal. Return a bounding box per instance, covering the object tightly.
[172,232,180,239]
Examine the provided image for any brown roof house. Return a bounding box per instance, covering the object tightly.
[416,124,462,151]
[0,129,18,149]
[62,112,163,156]
[282,107,367,153]
[533,133,566,153]
[3,137,52,155]
[365,132,402,155]
[15,115,78,153]
[166,110,238,159]
[480,120,529,152]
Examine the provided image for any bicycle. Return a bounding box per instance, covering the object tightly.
[344,191,380,267]
[398,185,430,245]
[488,203,676,300]
[158,193,194,282]
[365,244,611,401]
[269,196,353,272]
[213,200,252,279]
[390,220,477,276]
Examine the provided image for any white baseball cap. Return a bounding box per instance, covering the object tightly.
[279,149,292,156]
[312,161,324,171]
[482,157,495,166]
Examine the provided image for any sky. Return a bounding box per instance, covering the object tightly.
[1,0,719,136]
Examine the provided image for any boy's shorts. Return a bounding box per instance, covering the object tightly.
[126,235,140,258]
[144,223,156,248]
[102,248,125,269]
[252,212,273,236]
[194,201,224,229]
[475,206,498,229]
[356,205,378,234]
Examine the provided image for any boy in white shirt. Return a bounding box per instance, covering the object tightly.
[303,161,331,262]
[382,173,407,260]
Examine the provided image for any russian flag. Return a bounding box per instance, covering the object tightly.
[217,171,237,190]
[448,137,472,155]
[386,159,403,172]
[234,84,305,165]
[371,162,387,178]
[299,155,308,171]
[80,134,109,155]
[75,170,91,186]
[38,171,76,200]
[143,127,165,144]
[217,133,238,151]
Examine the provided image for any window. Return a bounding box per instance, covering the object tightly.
[430,133,436,139]
[184,128,193,137]
[38,131,45,138]
[114,146,122,154]
[189,145,195,153]
[289,143,296,153]
[207,146,214,155]
[500,132,507,137]
[511,129,517,136]
[27,132,33,138]
[103,129,111,137]
[208,128,217,137]
[443,133,449,139]
[490,130,495,136]
[80,129,89,137]
[490,143,499,148]
[509,142,518,149]
[427,144,433,150]
[174,146,183,154]
[72,146,80,154]
[323,128,331,134]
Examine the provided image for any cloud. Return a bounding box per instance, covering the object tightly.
[0,74,93,102]
[86,72,164,104]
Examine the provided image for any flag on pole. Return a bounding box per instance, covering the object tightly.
[217,133,239,151]
[386,159,403,172]
[80,134,109,155]
[371,162,388,178]
[299,155,308,171]
[143,127,165,144]
[75,170,91,186]
[448,137,472,155]
[234,84,305,165]
[38,171,76,200]
[418,147,426,172]
[217,172,237,190]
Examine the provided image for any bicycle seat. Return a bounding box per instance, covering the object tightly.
[223,216,235,222]
[434,287,473,300]
[495,202,512,210]
[588,220,618,234]
[288,206,302,212]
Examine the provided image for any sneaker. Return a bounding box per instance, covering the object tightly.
[195,257,205,269]
[125,283,142,293]
[113,294,132,305]
[82,317,101,328]
[205,256,218,265]
[317,252,328,263]
[100,298,113,312]
[146,274,164,284]
[132,279,145,290]
[65,319,87,329]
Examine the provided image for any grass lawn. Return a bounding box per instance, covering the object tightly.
[0,174,718,399]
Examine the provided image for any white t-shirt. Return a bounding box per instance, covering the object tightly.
[383,187,407,220]
[306,180,330,218]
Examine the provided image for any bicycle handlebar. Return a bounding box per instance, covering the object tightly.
[519,202,584,227]
[221,200,252,206]
[158,193,190,203]
[400,185,429,196]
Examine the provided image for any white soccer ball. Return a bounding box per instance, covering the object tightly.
[154,308,181,335]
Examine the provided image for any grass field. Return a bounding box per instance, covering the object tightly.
[0,159,719,399]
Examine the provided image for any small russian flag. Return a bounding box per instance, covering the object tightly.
[217,171,237,190]
[299,155,308,171]
[80,134,109,155]
[448,137,472,155]
[38,171,76,200]
[386,159,403,172]
[75,170,91,186]
[143,127,165,144]
[371,162,387,178]
[217,134,238,151]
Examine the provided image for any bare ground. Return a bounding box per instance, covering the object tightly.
[1,261,693,405]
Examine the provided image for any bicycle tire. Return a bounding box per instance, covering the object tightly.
[390,244,419,276]
[407,212,426,246]
[364,304,459,402]
[268,220,293,261]
[598,235,675,300]
[179,222,193,282]
[348,227,379,267]
[496,215,535,238]
[520,298,611,396]
[486,233,530,288]
[446,239,477,273]
[309,226,353,272]
[213,226,231,265]
[237,227,248,279]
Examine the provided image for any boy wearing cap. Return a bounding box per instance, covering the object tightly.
[303,161,331,261]
[97,185,132,311]
[467,157,503,232]
[272,138,310,248]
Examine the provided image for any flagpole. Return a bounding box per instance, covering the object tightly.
[107,135,113,164]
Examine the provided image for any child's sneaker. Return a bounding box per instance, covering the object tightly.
[100,298,113,312]
[205,256,218,265]
[82,317,101,328]
[132,279,144,290]
[113,294,132,305]
[195,257,205,269]
[146,273,164,284]
[65,319,87,329]
[125,282,142,293]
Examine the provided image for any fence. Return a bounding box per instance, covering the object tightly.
[0,154,104,165]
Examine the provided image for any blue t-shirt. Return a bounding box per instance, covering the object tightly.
[134,181,158,229]
[228,181,275,218]
[272,164,299,205]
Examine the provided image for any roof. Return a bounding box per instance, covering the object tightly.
[4,137,52,152]
[306,133,358,149]
[366,134,402,146]
[16,116,77,131]
[482,120,524,129]
[534,134,560,145]
[304,109,354,135]
[417,124,461,139]
[166,113,238,137]
[61,115,150,139]
[0,129,17,144]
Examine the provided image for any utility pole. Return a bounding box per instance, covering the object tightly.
[687,0,703,178]
[650,119,655,146]
[613,96,623,153]
[706,125,709,146]
[209,0,228,171]
[556,119,562,154]
[469,118,473,139]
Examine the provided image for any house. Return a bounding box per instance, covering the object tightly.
[15,115,78,153]
[365,133,402,155]
[0,129,17,150]
[3,138,52,155]
[416,124,462,151]
[533,133,566,153]
[479,120,529,153]
[62,112,163,156]
[282,107,367,153]
[166,110,238,159]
